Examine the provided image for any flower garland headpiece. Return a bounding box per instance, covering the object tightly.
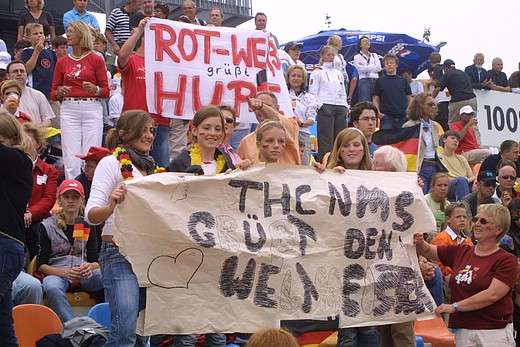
[113,147,165,181]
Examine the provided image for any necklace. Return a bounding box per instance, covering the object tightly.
[70,51,90,60]
[113,147,165,181]
[190,143,226,174]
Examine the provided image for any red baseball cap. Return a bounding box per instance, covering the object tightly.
[75,146,111,162]
[58,180,85,197]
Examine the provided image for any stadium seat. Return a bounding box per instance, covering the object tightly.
[414,317,455,347]
[13,304,62,346]
[87,302,111,330]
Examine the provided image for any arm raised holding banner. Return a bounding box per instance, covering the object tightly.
[118,17,150,70]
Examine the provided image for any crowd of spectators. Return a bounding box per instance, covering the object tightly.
[1,0,520,346]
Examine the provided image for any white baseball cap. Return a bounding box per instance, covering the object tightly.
[0,52,11,70]
[459,105,475,115]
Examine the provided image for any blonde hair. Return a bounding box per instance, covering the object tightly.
[319,45,336,65]
[25,0,44,10]
[246,328,299,347]
[22,122,46,153]
[326,35,342,50]
[478,204,511,242]
[286,64,308,90]
[326,128,372,170]
[67,21,94,51]
[0,109,32,155]
[55,197,85,230]
[1,79,23,97]
[24,23,43,37]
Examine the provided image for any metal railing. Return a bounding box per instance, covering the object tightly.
[90,0,252,16]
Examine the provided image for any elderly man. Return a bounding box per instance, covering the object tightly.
[464,53,487,90]
[182,0,206,25]
[238,91,300,164]
[483,57,512,92]
[6,61,54,128]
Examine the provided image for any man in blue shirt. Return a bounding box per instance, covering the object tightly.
[63,0,100,32]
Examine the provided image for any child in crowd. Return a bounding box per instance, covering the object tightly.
[1,79,32,123]
[424,172,450,240]
[246,328,299,347]
[432,202,474,280]
[22,23,56,100]
[256,120,286,164]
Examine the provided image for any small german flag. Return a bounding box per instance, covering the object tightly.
[372,124,421,172]
[73,217,84,239]
[82,222,90,242]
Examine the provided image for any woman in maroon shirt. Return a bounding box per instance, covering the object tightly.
[415,203,517,346]
[51,20,109,180]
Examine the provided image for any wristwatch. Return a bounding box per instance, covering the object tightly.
[95,86,101,96]
[452,302,460,313]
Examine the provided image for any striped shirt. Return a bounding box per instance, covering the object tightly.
[105,7,131,44]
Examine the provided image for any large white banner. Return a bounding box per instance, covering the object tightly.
[144,18,291,122]
[114,165,437,335]
[476,90,520,147]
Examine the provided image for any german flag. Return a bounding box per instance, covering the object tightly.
[73,217,84,239]
[372,124,421,172]
[82,222,90,242]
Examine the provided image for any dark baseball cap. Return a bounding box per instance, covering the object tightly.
[477,170,497,183]
[442,59,455,68]
[284,41,303,52]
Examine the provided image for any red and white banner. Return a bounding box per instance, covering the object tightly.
[144,18,291,122]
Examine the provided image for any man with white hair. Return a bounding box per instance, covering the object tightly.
[483,57,511,92]
[182,0,207,26]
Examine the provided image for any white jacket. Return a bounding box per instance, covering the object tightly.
[309,62,347,107]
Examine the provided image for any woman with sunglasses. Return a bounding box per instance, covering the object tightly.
[415,203,517,347]
[217,105,242,165]
[403,92,444,194]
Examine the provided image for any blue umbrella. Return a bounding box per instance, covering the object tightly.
[283,29,441,78]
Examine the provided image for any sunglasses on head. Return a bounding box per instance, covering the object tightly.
[472,216,493,225]
[501,175,516,180]
[224,117,234,124]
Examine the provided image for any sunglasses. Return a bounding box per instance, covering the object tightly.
[482,181,496,188]
[224,117,234,124]
[472,216,494,225]
[425,102,436,107]
[500,175,516,180]
[513,216,520,222]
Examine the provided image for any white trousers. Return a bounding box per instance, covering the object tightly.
[60,100,103,179]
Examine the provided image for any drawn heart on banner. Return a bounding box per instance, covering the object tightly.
[146,248,204,289]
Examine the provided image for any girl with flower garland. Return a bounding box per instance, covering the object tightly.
[168,105,235,175]
[256,120,287,164]
[85,110,161,347]
[167,105,234,347]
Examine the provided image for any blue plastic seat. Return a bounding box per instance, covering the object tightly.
[87,302,111,330]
